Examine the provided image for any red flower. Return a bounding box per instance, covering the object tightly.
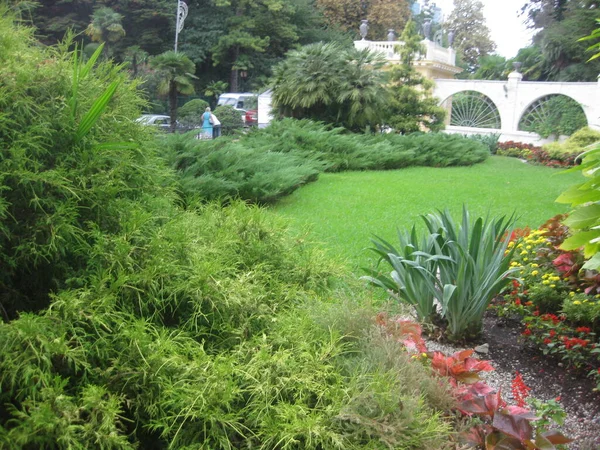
[541,313,560,325]
[512,371,531,408]
[576,327,591,334]
[555,396,561,402]
[522,329,532,336]
[512,280,520,288]
[533,309,540,316]
[543,338,552,344]
[549,330,556,338]
[515,298,521,306]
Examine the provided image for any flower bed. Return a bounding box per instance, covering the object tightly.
[495,215,600,392]
[375,314,573,448]
[496,141,580,168]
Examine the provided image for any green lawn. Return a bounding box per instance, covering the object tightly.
[269,156,583,271]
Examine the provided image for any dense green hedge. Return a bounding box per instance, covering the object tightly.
[164,119,489,203]
[0,11,457,448]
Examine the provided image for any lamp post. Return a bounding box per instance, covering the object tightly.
[174,0,188,52]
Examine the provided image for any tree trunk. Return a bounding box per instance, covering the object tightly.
[169,80,177,133]
[230,45,240,92]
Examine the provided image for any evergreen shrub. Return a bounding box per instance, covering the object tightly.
[162,119,489,203]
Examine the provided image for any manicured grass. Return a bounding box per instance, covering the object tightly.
[270,156,583,271]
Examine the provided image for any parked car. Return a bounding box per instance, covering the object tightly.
[136,114,192,132]
[217,93,258,126]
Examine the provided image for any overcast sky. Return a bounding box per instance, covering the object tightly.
[434,0,535,58]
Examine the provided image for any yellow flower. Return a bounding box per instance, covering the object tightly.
[510,261,518,267]
[517,244,523,249]
[569,291,575,297]
[531,270,539,276]
[550,284,556,288]
[573,301,582,305]
[542,280,550,285]
[523,257,529,261]
[520,250,528,256]
[550,276,560,281]
[526,245,532,250]
[508,241,515,248]
[422,353,427,358]
[531,264,539,268]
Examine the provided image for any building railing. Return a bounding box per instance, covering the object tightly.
[354,39,456,66]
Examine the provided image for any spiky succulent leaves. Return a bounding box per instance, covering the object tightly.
[363,228,453,321]
[422,207,518,340]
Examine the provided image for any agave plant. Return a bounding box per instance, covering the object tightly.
[363,226,455,321]
[364,207,517,341]
[422,208,518,340]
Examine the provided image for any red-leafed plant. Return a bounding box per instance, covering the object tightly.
[460,391,573,449]
[375,313,428,353]
[430,349,494,385]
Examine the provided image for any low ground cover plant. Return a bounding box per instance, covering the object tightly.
[163,119,489,204]
[364,207,516,341]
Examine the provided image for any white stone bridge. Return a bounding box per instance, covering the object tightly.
[434,72,600,144]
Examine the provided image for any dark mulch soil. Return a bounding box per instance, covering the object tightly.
[481,310,600,449]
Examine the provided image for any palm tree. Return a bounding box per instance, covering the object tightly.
[85,7,125,58]
[204,80,229,107]
[271,42,387,131]
[150,51,197,132]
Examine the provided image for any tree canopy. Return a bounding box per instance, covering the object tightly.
[445,0,496,72]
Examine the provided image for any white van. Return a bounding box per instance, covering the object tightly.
[217,93,256,110]
[217,93,258,125]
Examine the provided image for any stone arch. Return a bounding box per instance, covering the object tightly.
[517,93,588,134]
[440,90,502,129]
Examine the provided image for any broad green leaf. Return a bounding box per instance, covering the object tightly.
[556,185,600,205]
[582,252,600,270]
[560,231,600,250]
[563,203,600,229]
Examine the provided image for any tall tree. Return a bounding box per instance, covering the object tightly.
[316,0,411,40]
[517,0,600,81]
[385,20,446,133]
[150,51,197,132]
[445,0,496,72]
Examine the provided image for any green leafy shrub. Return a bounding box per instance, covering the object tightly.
[0,14,167,319]
[464,133,501,154]
[543,126,600,159]
[213,104,244,135]
[178,98,209,126]
[526,283,568,313]
[562,294,600,328]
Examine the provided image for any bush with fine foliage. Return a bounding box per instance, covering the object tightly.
[178,98,209,126]
[213,104,245,135]
[0,11,458,449]
[163,119,489,203]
